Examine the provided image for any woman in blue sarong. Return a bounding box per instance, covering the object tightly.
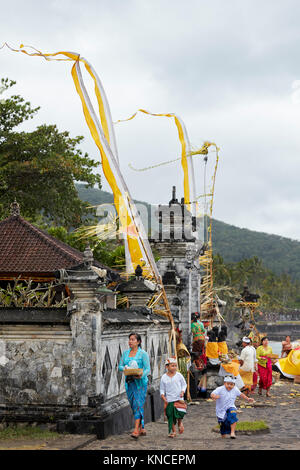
[118,333,151,439]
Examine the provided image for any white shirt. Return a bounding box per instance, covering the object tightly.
[249,345,258,366]
[160,372,187,403]
[240,345,255,372]
[211,385,241,419]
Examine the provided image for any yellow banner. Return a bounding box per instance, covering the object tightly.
[4,44,158,277]
[116,109,197,215]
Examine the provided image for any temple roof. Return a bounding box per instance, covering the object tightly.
[0,212,116,279]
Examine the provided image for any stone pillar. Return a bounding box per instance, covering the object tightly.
[154,241,200,346]
[149,187,201,347]
[59,247,104,406]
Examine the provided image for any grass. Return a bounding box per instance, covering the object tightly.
[0,425,60,441]
[213,420,269,433]
[235,420,269,431]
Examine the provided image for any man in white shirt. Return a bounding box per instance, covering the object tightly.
[239,337,255,395]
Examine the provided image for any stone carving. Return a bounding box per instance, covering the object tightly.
[102,346,113,394]
[10,200,20,217]
[116,345,123,388]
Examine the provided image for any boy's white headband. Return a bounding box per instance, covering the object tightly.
[165,357,177,365]
[224,376,236,383]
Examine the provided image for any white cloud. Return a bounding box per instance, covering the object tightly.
[1,0,300,239]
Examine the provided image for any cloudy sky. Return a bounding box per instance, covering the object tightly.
[2,0,300,239]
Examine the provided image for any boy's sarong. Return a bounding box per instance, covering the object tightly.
[258,360,272,390]
[218,407,238,435]
[166,402,185,434]
[126,381,147,428]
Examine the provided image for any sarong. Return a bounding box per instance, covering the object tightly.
[166,402,185,434]
[251,372,258,392]
[192,339,205,353]
[218,407,238,435]
[258,360,272,390]
[126,381,147,428]
[239,370,253,390]
[206,342,219,359]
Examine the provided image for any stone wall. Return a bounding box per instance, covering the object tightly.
[0,309,72,405]
[260,311,300,323]
[100,309,170,401]
[256,322,300,341]
[0,305,171,436]
[0,258,174,437]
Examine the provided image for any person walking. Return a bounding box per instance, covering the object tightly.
[256,336,273,397]
[211,376,254,439]
[118,332,150,439]
[160,357,187,438]
[248,337,258,394]
[239,337,255,395]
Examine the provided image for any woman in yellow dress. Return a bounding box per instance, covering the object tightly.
[256,337,273,397]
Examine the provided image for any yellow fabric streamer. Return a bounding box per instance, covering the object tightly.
[3,43,158,277]
[116,109,197,215]
[2,42,181,359]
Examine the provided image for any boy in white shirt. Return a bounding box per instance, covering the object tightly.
[160,357,187,438]
[211,375,254,438]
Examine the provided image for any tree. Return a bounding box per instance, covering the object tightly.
[213,253,300,316]
[0,78,101,228]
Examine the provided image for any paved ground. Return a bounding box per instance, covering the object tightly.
[0,379,299,450]
[82,379,300,451]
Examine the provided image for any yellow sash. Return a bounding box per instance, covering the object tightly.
[205,342,219,359]
[218,341,228,355]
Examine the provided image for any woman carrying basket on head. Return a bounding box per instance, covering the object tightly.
[118,332,150,439]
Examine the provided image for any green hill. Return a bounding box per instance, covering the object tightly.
[212,219,300,280]
[76,184,300,280]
